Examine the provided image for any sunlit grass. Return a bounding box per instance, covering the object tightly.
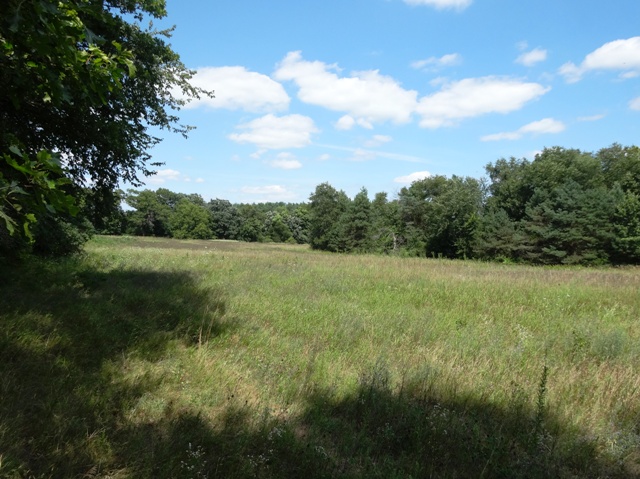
[1,235,639,477]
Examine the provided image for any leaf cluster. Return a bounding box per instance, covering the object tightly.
[1,0,211,254]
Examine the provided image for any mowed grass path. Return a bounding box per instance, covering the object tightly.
[1,236,639,478]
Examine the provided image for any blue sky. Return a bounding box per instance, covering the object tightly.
[142,0,640,203]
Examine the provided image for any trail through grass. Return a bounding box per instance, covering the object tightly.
[1,236,639,477]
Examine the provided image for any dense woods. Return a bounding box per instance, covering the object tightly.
[79,143,640,265]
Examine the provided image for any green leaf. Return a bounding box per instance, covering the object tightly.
[0,210,17,235]
[8,145,23,157]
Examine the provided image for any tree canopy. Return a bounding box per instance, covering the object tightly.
[0,0,210,251]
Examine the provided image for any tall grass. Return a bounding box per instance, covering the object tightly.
[1,235,639,477]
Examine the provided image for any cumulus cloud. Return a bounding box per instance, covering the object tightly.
[240,185,297,201]
[335,115,374,130]
[335,115,356,130]
[274,51,418,126]
[394,171,432,184]
[269,152,303,170]
[630,97,640,111]
[516,47,547,67]
[416,77,550,128]
[411,53,462,71]
[228,114,318,150]
[403,0,472,11]
[147,169,183,184]
[182,66,290,112]
[481,118,565,141]
[559,37,640,83]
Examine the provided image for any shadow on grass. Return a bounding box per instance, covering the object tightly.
[1,259,636,478]
[103,362,635,479]
[0,258,227,477]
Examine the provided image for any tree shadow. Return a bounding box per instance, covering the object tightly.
[0,259,228,477]
[1,260,637,477]
[108,364,636,478]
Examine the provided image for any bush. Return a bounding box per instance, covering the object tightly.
[31,214,94,257]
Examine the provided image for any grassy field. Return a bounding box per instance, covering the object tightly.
[1,235,639,478]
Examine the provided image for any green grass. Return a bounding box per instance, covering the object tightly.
[1,235,640,478]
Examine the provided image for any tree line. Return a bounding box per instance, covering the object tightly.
[85,188,310,246]
[79,143,640,266]
[307,144,640,265]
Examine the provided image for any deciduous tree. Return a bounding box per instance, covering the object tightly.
[1,0,210,249]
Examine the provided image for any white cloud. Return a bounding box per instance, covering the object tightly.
[317,143,424,163]
[403,0,472,11]
[394,171,432,184]
[356,118,374,129]
[519,118,565,134]
[274,51,418,126]
[630,97,640,111]
[195,178,205,183]
[240,185,297,201]
[363,135,393,148]
[350,148,378,162]
[577,114,605,122]
[620,71,639,80]
[228,114,319,150]
[558,63,582,84]
[516,48,547,67]
[411,53,462,70]
[480,131,521,142]
[335,114,356,130]
[481,118,565,141]
[250,149,267,159]
[147,169,182,184]
[269,152,303,170]
[559,37,640,83]
[183,66,290,112]
[416,77,550,128]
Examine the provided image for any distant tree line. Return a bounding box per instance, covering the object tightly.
[305,144,640,265]
[84,188,310,245]
[18,143,638,265]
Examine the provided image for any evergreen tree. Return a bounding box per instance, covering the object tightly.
[208,199,241,240]
[337,187,372,253]
[308,182,350,252]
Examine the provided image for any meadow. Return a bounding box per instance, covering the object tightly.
[1,236,639,478]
